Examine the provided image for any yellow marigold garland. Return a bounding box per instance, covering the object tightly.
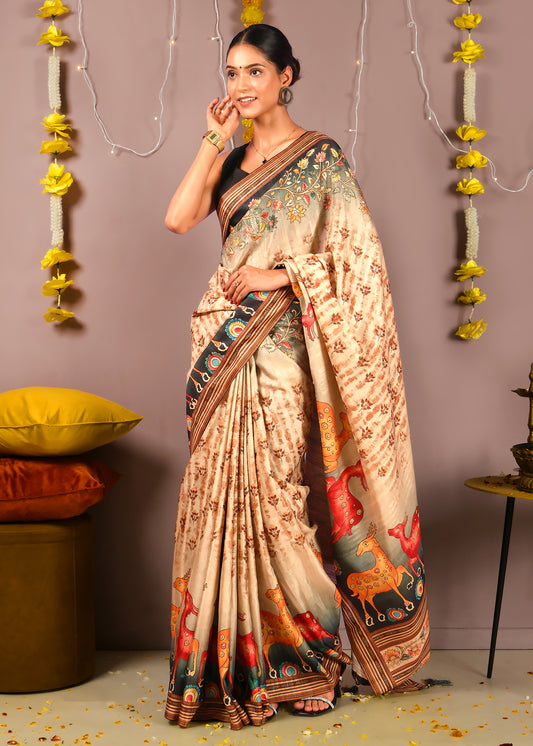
[452,0,487,340]
[37,0,75,323]
[240,1,264,143]
[241,0,264,28]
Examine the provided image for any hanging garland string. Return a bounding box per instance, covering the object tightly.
[37,0,75,324]
[240,0,265,144]
[451,0,487,340]
[404,0,533,195]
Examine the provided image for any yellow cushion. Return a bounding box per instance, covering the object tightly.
[0,387,143,456]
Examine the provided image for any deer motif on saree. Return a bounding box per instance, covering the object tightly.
[346,523,414,627]
[317,402,354,473]
[171,572,200,677]
[325,462,367,543]
[260,585,312,677]
[388,507,424,577]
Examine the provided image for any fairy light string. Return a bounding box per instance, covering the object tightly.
[37,0,75,324]
[76,0,178,157]
[348,0,368,172]
[212,0,227,93]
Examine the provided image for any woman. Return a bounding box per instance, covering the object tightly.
[164,24,429,730]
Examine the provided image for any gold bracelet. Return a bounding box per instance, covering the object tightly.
[203,130,225,153]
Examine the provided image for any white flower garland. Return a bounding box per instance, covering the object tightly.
[50,193,64,247]
[48,53,61,110]
[464,204,479,260]
[463,67,476,123]
[452,0,487,341]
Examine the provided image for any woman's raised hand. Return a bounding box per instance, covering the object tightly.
[207,96,240,142]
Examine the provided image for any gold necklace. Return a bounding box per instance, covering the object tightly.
[251,126,300,164]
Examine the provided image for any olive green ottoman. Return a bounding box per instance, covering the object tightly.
[0,514,95,692]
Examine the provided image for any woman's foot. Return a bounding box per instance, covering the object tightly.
[292,687,336,716]
[265,702,278,720]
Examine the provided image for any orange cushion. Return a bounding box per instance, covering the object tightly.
[0,457,121,522]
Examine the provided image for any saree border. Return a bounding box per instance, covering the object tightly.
[341,590,429,693]
[217,130,328,241]
[188,286,295,454]
[165,653,346,730]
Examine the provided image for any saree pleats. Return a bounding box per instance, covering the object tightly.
[166,330,347,729]
[167,132,429,729]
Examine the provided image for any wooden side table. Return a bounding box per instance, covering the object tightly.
[465,475,533,678]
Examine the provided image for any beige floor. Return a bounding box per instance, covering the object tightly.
[1,649,531,746]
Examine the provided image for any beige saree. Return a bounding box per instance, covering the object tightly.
[165,131,429,730]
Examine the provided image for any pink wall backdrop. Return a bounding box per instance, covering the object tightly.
[2,0,532,650]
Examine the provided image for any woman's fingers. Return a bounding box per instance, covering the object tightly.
[213,96,233,121]
[206,96,238,140]
[224,269,248,304]
[223,267,289,304]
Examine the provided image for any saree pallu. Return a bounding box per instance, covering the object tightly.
[166,131,429,730]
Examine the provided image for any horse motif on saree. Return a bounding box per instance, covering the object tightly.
[166,132,429,730]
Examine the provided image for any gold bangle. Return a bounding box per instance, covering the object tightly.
[203,129,225,153]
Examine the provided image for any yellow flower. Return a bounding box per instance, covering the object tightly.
[40,162,73,196]
[454,13,482,30]
[41,112,72,138]
[456,177,484,195]
[456,125,486,142]
[457,287,487,305]
[454,260,487,281]
[42,274,73,296]
[37,0,69,17]
[43,306,75,323]
[452,0,469,4]
[288,204,305,222]
[242,125,254,144]
[455,151,488,169]
[37,25,70,47]
[41,247,74,269]
[39,138,72,155]
[453,39,486,64]
[241,7,264,27]
[455,319,488,340]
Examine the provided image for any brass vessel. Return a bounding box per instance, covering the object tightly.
[511,362,533,492]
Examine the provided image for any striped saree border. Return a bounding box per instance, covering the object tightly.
[217,131,327,241]
[165,692,259,729]
[165,653,347,729]
[189,286,295,455]
[340,590,429,694]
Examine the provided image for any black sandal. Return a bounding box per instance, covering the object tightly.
[343,671,371,694]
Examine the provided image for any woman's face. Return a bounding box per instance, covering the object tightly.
[226,43,291,119]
